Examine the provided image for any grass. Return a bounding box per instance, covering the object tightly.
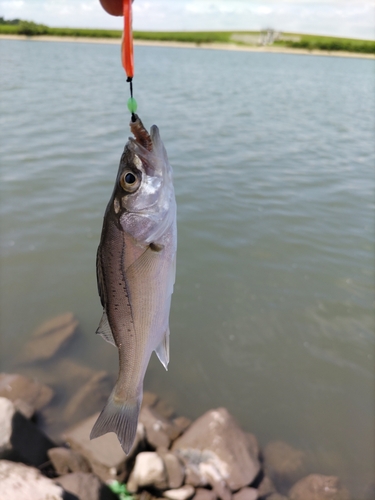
[275,32,375,54]
[0,22,122,38]
[133,30,233,44]
[0,19,374,54]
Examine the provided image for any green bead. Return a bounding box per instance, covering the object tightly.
[127,97,137,114]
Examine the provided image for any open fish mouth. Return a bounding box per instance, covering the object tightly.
[130,114,153,152]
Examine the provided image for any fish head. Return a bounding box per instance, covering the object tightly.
[109,115,175,243]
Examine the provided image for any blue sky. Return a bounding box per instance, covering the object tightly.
[1,0,374,39]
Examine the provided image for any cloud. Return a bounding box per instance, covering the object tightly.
[0,0,374,39]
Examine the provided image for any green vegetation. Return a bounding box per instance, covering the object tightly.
[275,32,375,54]
[0,17,121,37]
[0,17,374,54]
[133,30,233,44]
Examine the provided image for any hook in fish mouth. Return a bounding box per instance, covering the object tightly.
[130,114,153,152]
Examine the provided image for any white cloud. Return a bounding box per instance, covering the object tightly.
[0,0,374,38]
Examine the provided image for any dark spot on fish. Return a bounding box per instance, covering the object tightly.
[150,242,164,252]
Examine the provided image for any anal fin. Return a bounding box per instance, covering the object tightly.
[155,327,170,371]
[96,311,116,347]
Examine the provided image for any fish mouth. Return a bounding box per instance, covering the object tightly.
[130,114,153,152]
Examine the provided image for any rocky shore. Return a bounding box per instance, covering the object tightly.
[0,313,355,500]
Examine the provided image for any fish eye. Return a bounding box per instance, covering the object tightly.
[125,173,135,184]
[120,170,140,193]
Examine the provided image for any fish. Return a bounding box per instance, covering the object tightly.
[90,114,177,454]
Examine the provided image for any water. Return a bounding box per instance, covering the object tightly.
[0,39,374,497]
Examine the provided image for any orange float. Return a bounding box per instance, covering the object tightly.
[122,0,134,79]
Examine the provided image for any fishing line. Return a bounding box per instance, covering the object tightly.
[127,77,137,122]
[123,0,137,122]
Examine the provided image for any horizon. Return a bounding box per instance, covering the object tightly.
[0,0,374,40]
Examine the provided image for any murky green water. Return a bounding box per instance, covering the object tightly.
[0,39,374,497]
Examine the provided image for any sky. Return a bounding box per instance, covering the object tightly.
[1,0,374,40]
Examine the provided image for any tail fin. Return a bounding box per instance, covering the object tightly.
[90,391,142,455]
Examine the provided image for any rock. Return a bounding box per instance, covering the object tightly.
[140,405,184,449]
[199,462,232,500]
[193,488,217,500]
[257,474,276,498]
[185,463,207,487]
[0,460,64,500]
[164,485,195,500]
[159,451,185,489]
[140,405,171,449]
[142,391,160,408]
[64,371,113,425]
[289,474,351,500]
[127,452,168,492]
[48,447,91,475]
[64,412,144,482]
[266,495,289,500]
[172,416,192,436]
[245,433,260,460]
[19,312,78,364]
[0,397,54,467]
[56,472,117,500]
[22,358,96,390]
[263,440,307,492]
[233,488,259,500]
[154,398,176,419]
[172,408,261,491]
[0,373,54,418]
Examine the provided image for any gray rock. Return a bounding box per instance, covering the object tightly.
[159,451,185,489]
[164,485,195,500]
[140,405,171,449]
[64,371,113,426]
[153,398,176,419]
[263,440,307,493]
[140,405,184,449]
[289,474,351,500]
[257,474,276,498]
[0,373,54,418]
[56,472,117,500]
[266,495,289,500]
[142,391,160,408]
[19,312,78,363]
[172,416,192,438]
[127,452,168,492]
[172,408,261,491]
[200,462,232,500]
[185,463,208,487]
[0,460,64,500]
[232,488,259,500]
[245,433,260,461]
[193,488,217,500]
[0,397,54,467]
[48,447,91,475]
[64,412,144,482]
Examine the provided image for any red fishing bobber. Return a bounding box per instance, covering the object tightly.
[122,0,134,79]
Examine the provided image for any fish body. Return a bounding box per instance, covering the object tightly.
[90,115,176,454]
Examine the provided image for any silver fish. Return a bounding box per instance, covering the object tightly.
[90,115,177,454]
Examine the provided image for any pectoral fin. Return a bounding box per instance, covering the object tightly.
[155,327,170,371]
[96,311,115,347]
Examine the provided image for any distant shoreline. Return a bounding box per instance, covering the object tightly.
[1,34,374,60]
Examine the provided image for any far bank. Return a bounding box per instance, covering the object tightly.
[1,34,375,60]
